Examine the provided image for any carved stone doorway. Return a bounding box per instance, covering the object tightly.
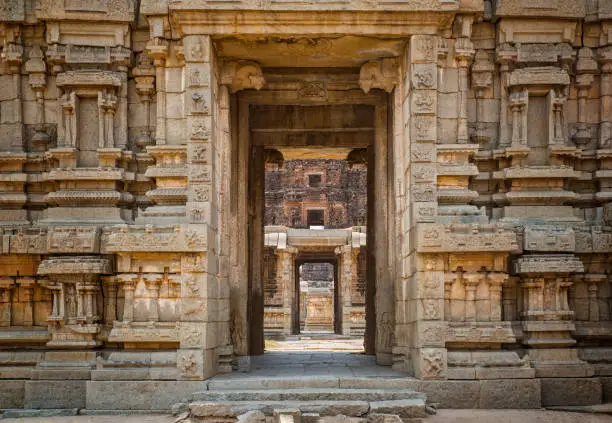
[228,69,395,366]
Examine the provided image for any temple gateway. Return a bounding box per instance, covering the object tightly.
[0,0,611,416]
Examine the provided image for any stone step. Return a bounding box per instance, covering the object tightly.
[189,398,426,419]
[206,376,421,391]
[189,388,426,402]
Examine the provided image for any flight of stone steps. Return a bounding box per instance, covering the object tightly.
[175,377,429,422]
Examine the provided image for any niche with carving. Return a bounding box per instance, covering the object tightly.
[56,71,122,167]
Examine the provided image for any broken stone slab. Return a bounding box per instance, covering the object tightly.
[189,401,370,418]
[369,399,427,419]
[239,410,266,423]
[274,408,301,423]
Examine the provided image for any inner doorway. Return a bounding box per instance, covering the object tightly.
[254,104,373,357]
[229,72,396,366]
[298,261,336,334]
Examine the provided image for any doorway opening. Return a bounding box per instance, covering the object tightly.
[298,261,336,334]
[259,122,369,354]
[229,78,396,367]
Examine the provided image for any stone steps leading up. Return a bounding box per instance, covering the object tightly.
[188,398,427,419]
[206,376,421,391]
[184,378,429,421]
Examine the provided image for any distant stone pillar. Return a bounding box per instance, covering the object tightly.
[335,245,353,336]
[462,273,480,322]
[144,274,163,322]
[453,16,474,144]
[276,247,297,335]
[585,274,606,322]
[117,274,138,323]
[443,274,455,321]
[146,37,169,145]
[19,278,35,327]
[599,47,612,148]
[102,276,118,325]
[0,279,15,327]
[487,273,507,322]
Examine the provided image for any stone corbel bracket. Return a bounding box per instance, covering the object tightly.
[359,58,398,93]
[221,60,265,93]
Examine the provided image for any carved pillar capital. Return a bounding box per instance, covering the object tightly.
[471,50,494,99]
[359,58,398,94]
[221,60,265,93]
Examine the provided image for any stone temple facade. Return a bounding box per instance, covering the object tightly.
[0,0,612,413]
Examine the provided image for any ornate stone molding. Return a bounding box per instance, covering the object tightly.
[101,224,208,253]
[513,254,584,275]
[37,256,112,275]
[417,223,520,253]
[359,58,398,93]
[221,60,265,93]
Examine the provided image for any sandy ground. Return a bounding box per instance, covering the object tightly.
[3,410,612,423]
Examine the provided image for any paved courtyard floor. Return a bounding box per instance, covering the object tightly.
[3,410,612,423]
[213,335,402,378]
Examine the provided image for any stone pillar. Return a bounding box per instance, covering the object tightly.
[222,60,264,363]
[0,35,24,151]
[146,37,169,145]
[217,83,232,355]
[18,278,35,327]
[600,46,612,149]
[102,276,117,325]
[487,273,507,322]
[0,279,15,327]
[408,35,447,379]
[335,245,353,336]
[359,57,396,362]
[454,16,475,144]
[276,247,296,336]
[117,274,137,323]
[144,274,163,322]
[462,273,480,322]
[179,34,219,380]
[25,45,50,150]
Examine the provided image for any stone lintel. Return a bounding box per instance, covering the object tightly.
[513,254,584,274]
[37,256,112,275]
[494,0,585,19]
[506,67,570,88]
[56,71,123,88]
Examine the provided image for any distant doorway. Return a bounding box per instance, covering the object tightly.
[296,261,337,334]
